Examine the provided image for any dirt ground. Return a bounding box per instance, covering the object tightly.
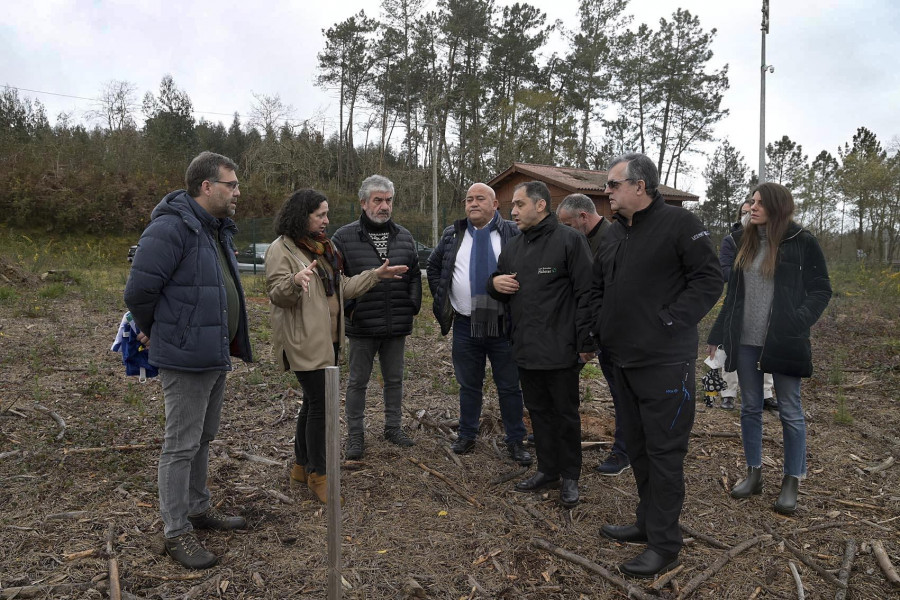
[1,259,899,599]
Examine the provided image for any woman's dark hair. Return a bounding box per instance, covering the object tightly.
[735,182,795,278]
[274,189,327,240]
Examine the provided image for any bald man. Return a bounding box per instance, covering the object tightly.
[426,183,532,466]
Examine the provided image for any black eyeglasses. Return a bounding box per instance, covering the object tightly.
[605,178,636,190]
[213,180,240,191]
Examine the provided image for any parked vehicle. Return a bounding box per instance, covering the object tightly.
[236,242,270,264]
[236,242,271,273]
[415,240,432,270]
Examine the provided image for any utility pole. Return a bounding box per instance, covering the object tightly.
[759,0,772,183]
[425,120,439,247]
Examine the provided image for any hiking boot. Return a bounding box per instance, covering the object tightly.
[763,397,779,411]
[187,507,246,531]
[165,532,218,570]
[345,434,365,460]
[595,452,631,476]
[721,397,735,410]
[384,427,414,447]
[507,441,533,466]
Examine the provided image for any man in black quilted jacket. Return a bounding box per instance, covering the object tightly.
[332,175,422,460]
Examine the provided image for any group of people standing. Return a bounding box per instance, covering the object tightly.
[125,150,831,578]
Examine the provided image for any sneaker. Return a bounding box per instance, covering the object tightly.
[704,394,715,408]
[384,427,414,447]
[595,452,631,476]
[345,433,365,460]
[507,441,533,466]
[187,507,246,531]
[720,397,735,410]
[165,532,218,570]
[763,397,779,411]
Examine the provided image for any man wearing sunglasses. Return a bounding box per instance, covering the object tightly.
[592,153,721,579]
[125,152,252,569]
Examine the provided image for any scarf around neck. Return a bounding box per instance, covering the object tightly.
[296,232,343,296]
[467,210,504,338]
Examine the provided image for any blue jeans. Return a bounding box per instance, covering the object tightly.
[158,368,227,538]
[736,345,807,477]
[345,336,406,436]
[452,315,526,444]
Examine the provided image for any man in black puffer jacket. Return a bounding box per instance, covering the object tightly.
[332,175,422,459]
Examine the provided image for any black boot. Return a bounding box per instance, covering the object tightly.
[774,475,800,514]
[730,466,762,499]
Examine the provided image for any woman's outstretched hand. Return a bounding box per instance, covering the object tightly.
[374,258,409,280]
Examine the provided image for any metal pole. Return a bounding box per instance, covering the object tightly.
[758,0,769,184]
[432,123,439,247]
[325,365,341,600]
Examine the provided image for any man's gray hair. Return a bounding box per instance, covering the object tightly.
[608,153,659,192]
[558,193,597,215]
[358,174,395,202]
[186,151,238,197]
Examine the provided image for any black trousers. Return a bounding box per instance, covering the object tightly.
[292,344,339,475]
[614,361,695,557]
[519,365,583,480]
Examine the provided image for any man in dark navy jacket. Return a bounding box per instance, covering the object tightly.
[125,152,252,570]
[427,183,531,466]
[592,153,722,579]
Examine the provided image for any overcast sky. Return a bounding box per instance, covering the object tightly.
[2,0,899,198]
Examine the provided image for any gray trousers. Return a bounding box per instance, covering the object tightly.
[158,368,227,538]
[344,336,406,436]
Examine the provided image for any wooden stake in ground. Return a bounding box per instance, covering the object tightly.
[325,366,342,600]
[106,522,122,600]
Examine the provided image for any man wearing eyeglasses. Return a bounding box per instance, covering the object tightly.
[125,151,252,570]
[592,153,721,579]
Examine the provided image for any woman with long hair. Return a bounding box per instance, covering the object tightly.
[707,182,832,514]
[265,189,407,503]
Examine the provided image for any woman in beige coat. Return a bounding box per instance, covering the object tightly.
[266,189,407,502]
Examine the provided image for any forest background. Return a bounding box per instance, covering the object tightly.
[1,0,898,264]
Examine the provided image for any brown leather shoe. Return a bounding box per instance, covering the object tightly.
[307,472,344,505]
[290,463,307,484]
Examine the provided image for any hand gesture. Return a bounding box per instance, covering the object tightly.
[294,259,318,293]
[374,258,409,280]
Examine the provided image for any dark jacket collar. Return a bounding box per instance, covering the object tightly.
[523,212,557,241]
[613,189,665,227]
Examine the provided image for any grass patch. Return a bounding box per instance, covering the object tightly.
[38,282,67,299]
[0,286,17,302]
